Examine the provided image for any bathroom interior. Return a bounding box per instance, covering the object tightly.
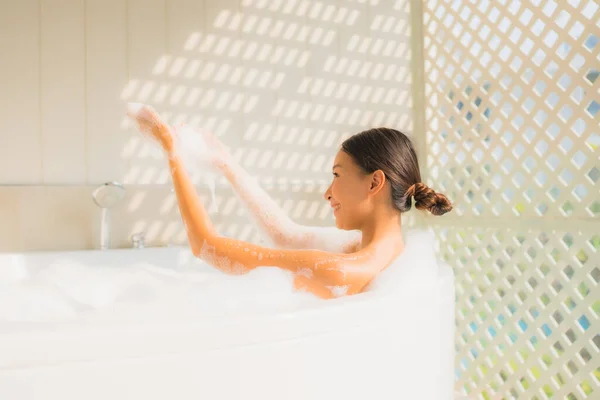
[0,0,598,399]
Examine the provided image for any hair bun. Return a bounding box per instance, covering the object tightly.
[406,183,453,216]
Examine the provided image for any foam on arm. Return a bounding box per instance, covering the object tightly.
[166,151,373,298]
[127,104,372,298]
[166,148,369,293]
[170,122,361,253]
[219,160,361,253]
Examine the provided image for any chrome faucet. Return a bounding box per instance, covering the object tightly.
[131,231,146,249]
[92,182,126,250]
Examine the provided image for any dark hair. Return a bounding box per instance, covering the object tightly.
[341,127,452,216]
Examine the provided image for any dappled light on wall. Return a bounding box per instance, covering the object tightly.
[115,0,414,244]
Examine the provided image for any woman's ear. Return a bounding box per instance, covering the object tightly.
[369,170,386,194]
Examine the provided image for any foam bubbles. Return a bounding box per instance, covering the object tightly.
[127,102,144,116]
[364,229,439,293]
[0,255,30,283]
[326,285,350,298]
[198,240,250,275]
[128,106,219,213]
[172,124,219,213]
[296,268,313,278]
[0,229,440,323]
[0,257,323,323]
[216,155,361,253]
[0,280,80,321]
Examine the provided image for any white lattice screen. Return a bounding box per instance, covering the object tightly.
[419,0,599,399]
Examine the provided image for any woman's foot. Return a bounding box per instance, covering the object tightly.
[127,103,174,151]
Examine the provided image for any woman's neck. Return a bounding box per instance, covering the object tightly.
[359,208,404,251]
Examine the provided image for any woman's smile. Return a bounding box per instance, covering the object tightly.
[331,203,341,215]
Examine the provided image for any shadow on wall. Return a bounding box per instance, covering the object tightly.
[115,0,415,245]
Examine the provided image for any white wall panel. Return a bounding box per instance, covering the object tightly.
[40,0,86,183]
[124,0,169,185]
[85,0,129,183]
[0,1,41,183]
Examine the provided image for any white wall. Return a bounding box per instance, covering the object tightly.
[0,0,413,251]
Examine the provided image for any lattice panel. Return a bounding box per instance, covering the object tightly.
[423,0,599,218]
[419,0,599,398]
[432,225,599,399]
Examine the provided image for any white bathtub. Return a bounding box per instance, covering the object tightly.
[0,230,455,400]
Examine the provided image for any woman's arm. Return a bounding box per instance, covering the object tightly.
[218,157,361,253]
[128,105,373,297]
[171,137,372,297]
[199,128,361,253]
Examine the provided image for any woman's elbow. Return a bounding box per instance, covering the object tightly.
[192,236,253,276]
[190,235,211,258]
[338,273,374,297]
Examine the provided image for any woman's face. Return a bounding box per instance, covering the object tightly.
[324,150,373,230]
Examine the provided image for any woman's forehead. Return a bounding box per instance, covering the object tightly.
[333,150,350,164]
[332,151,359,170]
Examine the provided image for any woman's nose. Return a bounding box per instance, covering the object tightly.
[324,184,332,201]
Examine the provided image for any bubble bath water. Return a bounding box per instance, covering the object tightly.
[0,249,318,323]
[0,230,440,323]
[0,230,456,400]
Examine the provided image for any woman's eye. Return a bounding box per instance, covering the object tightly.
[333,172,339,177]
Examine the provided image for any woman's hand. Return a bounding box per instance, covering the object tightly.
[127,103,174,151]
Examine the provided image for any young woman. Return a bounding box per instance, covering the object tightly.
[127,104,452,299]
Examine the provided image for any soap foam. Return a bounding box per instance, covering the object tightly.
[127,103,219,213]
[127,103,361,254]
[0,229,439,323]
[126,102,144,116]
[123,103,437,304]
[0,259,321,323]
[197,239,250,275]
[0,280,80,321]
[216,161,361,253]
[326,285,350,298]
[364,229,439,293]
[172,124,219,213]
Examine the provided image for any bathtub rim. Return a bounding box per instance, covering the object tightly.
[0,273,450,370]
